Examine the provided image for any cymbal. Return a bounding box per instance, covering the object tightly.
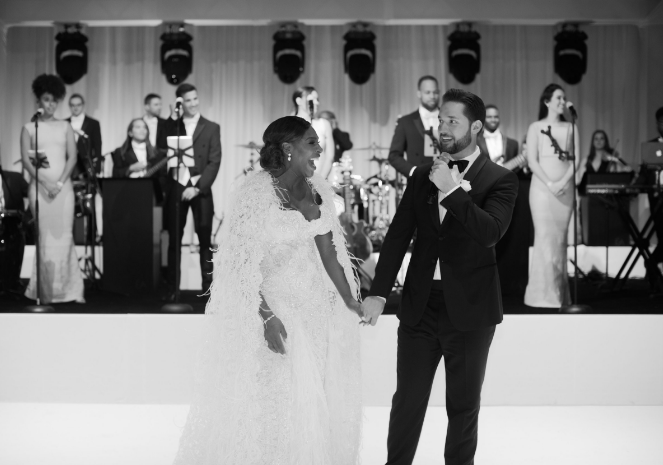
[369,156,389,164]
[353,144,389,151]
[236,142,263,149]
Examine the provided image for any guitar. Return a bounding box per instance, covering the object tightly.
[501,153,528,172]
[139,155,169,178]
[338,156,373,261]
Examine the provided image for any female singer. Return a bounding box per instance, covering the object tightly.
[524,83,579,308]
[111,118,161,178]
[20,74,85,304]
[292,86,334,179]
[577,130,632,194]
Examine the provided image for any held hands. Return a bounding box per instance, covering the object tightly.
[343,297,364,320]
[182,187,200,201]
[263,316,288,355]
[41,179,61,199]
[429,157,458,194]
[547,179,567,197]
[360,296,386,326]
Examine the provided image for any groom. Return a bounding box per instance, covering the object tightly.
[361,89,518,465]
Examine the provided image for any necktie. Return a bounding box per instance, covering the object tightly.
[448,159,469,173]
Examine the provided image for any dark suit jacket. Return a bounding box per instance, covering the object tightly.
[111,145,164,178]
[477,132,519,164]
[0,169,28,211]
[164,115,221,196]
[388,110,432,177]
[332,128,353,163]
[154,117,169,154]
[369,152,519,330]
[67,115,103,175]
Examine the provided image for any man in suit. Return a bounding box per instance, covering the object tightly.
[361,89,518,465]
[0,164,29,298]
[163,83,221,298]
[388,75,441,178]
[143,93,169,154]
[478,104,530,296]
[318,110,353,163]
[67,94,103,178]
[477,104,519,166]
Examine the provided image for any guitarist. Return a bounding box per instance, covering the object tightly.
[111,118,164,181]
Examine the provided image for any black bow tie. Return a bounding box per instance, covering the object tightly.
[448,159,469,173]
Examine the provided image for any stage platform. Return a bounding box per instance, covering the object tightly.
[1,314,661,463]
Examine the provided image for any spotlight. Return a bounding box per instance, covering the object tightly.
[448,23,481,85]
[55,24,88,85]
[161,24,193,85]
[273,23,305,84]
[554,24,588,85]
[343,22,376,85]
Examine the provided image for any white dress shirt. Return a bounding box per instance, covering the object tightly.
[483,129,504,163]
[433,146,481,280]
[70,113,85,142]
[143,115,159,147]
[129,141,148,178]
[183,112,200,137]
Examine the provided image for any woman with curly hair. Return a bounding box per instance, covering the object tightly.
[172,116,363,464]
[20,73,84,304]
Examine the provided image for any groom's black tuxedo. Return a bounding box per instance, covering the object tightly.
[370,151,519,330]
[368,150,518,465]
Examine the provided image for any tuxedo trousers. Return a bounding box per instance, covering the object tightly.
[386,282,495,465]
[165,181,214,292]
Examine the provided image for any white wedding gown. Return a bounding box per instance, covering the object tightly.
[173,171,362,465]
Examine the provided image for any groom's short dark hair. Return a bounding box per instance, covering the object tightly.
[442,89,486,129]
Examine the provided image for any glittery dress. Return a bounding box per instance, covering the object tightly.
[172,171,362,465]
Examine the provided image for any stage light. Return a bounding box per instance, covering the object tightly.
[554,24,588,85]
[448,23,481,85]
[55,24,88,85]
[160,24,193,85]
[343,23,376,85]
[273,23,305,84]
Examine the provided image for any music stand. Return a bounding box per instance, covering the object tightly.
[23,119,54,313]
[161,129,194,313]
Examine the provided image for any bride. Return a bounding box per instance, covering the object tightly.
[173,116,364,464]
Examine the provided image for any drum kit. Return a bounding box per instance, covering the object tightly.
[237,141,406,251]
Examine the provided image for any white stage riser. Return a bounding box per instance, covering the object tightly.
[20,245,652,291]
[1,314,661,407]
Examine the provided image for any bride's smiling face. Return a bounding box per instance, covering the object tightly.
[283,126,322,178]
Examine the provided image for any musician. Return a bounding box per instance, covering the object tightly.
[477,105,519,167]
[111,118,162,178]
[388,75,441,177]
[143,93,168,154]
[318,110,353,163]
[163,83,221,298]
[577,130,632,196]
[643,107,663,290]
[67,94,102,178]
[0,164,28,298]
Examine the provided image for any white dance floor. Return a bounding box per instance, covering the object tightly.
[0,403,661,464]
[1,313,662,463]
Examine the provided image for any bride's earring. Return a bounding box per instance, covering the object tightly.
[287,153,292,162]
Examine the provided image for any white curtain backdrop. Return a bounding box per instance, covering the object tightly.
[0,24,652,217]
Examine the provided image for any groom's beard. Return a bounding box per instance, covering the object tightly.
[441,128,472,154]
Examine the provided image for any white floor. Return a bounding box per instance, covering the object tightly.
[1,404,661,465]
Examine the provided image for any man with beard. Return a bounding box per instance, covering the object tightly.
[388,76,441,178]
[361,89,518,465]
[477,104,519,166]
[478,104,531,297]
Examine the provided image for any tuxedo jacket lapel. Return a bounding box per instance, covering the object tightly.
[192,118,205,144]
[463,152,488,186]
[413,116,425,139]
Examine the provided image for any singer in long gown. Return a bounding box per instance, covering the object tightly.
[524,84,578,308]
[21,74,84,304]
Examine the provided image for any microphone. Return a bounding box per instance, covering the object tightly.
[566,101,578,119]
[31,108,44,122]
[174,97,184,114]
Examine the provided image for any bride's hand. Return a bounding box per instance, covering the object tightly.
[344,298,364,319]
[263,316,288,355]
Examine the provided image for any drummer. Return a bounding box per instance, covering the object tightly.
[0,162,29,298]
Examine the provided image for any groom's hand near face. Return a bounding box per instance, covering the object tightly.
[360,296,386,326]
[429,158,457,194]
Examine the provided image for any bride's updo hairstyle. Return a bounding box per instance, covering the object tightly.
[259,116,311,171]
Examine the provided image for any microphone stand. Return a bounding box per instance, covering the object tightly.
[162,105,193,313]
[24,113,54,313]
[561,111,592,314]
